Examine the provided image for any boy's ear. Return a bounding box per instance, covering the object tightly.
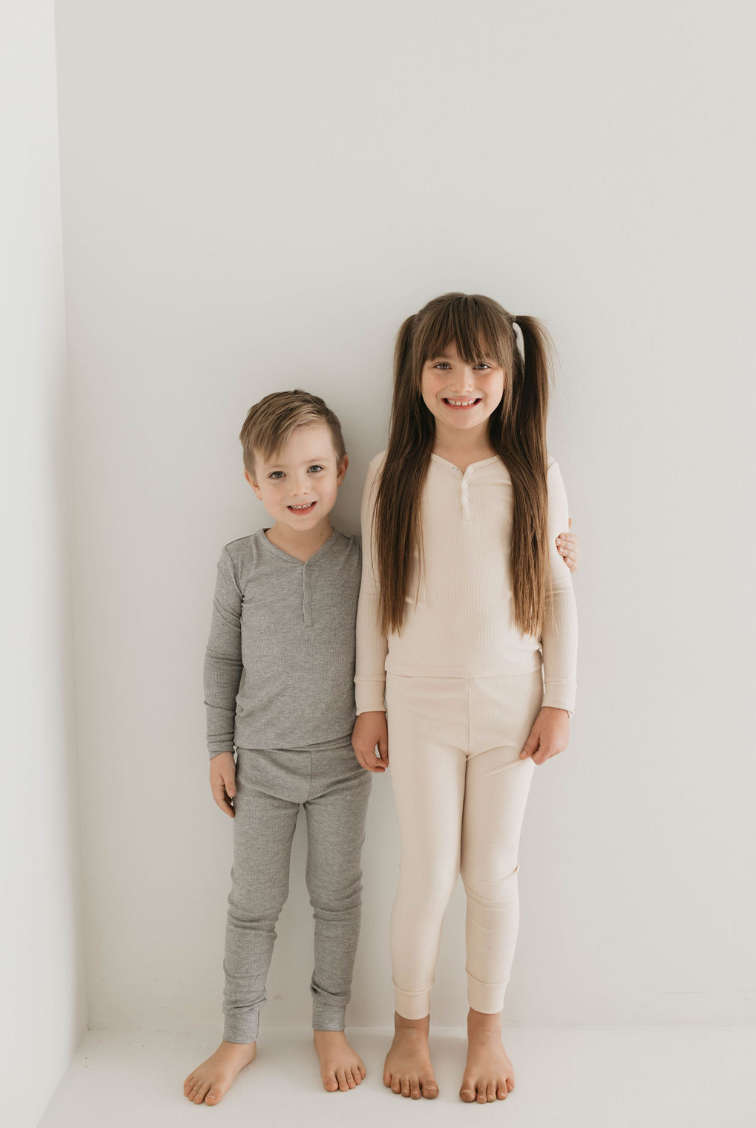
[336,454,349,485]
[244,468,263,500]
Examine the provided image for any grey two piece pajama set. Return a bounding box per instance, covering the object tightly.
[204,527,371,1043]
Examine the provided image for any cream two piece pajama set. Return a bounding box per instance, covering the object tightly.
[355,451,578,1019]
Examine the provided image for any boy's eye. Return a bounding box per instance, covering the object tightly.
[268,471,284,479]
[308,465,324,473]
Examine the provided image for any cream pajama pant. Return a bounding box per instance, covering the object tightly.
[385,667,544,1019]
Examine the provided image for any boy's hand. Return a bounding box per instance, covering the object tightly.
[556,518,580,573]
[352,711,389,773]
[519,707,570,766]
[209,751,237,817]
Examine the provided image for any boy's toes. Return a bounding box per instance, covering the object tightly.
[205,1086,222,1105]
[193,1081,211,1104]
[486,1081,497,1102]
[497,1082,509,1099]
[391,1074,402,1094]
[323,1069,339,1092]
[351,1066,363,1086]
[337,1068,349,1091]
[410,1078,422,1099]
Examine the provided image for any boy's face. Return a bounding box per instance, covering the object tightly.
[245,422,348,533]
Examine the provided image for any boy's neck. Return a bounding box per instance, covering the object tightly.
[264,517,335,562]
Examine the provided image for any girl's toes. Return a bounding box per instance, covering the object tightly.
[497,1083,508,1099]
[391,1075,401,1093]
[205,1087,222,1105]
[410,1079,422,1099]
[477,1085,488,1104]
[351,1066,363,1085]
[358,1060,367,1079]
[507,1077,515,1091]
[346,1070,356,1089]
[487,1081,497,1102]
[400,1076,411,1097]
[337,1068,349,1092]
[421,1073,438,1098]
[323,1070,339,1092]
[383,1069,392,1088]
[460,1081,476,1102]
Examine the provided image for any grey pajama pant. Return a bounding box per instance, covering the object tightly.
[222,743,372,1043]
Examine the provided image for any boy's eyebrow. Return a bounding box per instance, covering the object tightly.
[262,453,334,468]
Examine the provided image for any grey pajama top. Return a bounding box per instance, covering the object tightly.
[204,527,361,758]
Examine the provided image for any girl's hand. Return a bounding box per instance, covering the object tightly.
[519,707,570,765]
[210,751,237,817]
[555,518,580,573]
[352,711,389,773]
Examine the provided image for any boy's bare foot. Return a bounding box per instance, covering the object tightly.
[383,1012,439,1099]
[183,1039,257,1105]
[459,1007,514,1103]
[313,1030,366,1092]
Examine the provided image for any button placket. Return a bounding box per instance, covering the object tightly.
[460,479,470,521]
[302,563,312,626]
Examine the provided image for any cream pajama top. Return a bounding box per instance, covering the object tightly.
[354,450,578,717]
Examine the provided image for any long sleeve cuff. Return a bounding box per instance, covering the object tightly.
[354,678,387,714]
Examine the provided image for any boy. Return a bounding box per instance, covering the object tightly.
[184,390,375,1104]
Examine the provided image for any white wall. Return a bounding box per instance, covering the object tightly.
[54,0,755,1032]
[0,3,87,1125]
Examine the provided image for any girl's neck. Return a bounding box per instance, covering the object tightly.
[432,420,495,468]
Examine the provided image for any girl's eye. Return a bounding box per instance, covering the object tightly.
[433,363,450,370]
[476,364,490,370]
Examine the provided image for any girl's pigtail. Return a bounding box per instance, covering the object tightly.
[510,315,551,469]
[506,315,554,637]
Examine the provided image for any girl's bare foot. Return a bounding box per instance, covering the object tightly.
[459,1007,514,1103]
[313,1030,366,1092]
[383,1012,439,1099]
[183,1039,257,1105]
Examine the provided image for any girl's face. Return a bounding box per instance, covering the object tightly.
[420,342,505,436]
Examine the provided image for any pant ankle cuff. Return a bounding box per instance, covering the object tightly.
[223,1013,260,1043]
[312,1004,346,1032]
[466,969,507,1014]
[394,980,431,1020]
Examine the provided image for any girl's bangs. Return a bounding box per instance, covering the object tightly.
[418,297,511,369]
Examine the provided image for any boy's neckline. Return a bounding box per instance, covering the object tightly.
[259,526,339,565]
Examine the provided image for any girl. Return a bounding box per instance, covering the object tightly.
[351,293,578,1104]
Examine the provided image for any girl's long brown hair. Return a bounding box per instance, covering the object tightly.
[374,292,554,638]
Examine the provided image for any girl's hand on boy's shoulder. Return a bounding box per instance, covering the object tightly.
[520,707,570,766]
[556,518,580,573]
[352,711,389,773]
[209,751,237,817]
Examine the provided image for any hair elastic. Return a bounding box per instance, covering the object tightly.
[512,318,525,361]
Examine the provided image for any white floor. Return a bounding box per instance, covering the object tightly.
[37,1026,752,1128]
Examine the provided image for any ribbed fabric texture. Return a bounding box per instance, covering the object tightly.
[354,451,578,715]
[385,670,542,1018]
[203,527,361,757]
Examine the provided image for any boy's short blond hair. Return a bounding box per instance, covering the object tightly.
[239,389,347,479]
